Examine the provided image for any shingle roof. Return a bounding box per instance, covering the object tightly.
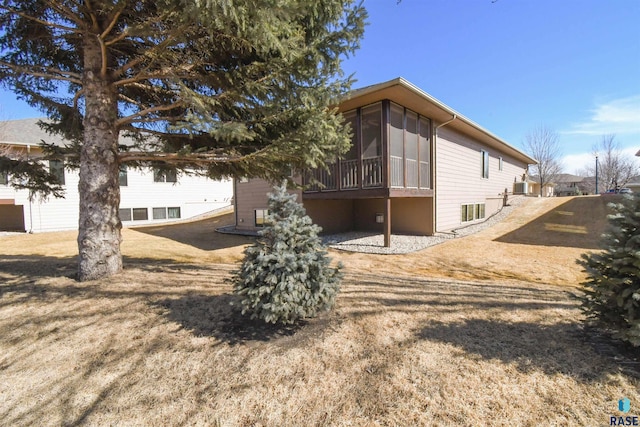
[0,118,138,147]
[0,118,68,147]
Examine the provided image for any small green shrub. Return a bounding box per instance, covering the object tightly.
[233,183,342,324]
[580,194,640,347]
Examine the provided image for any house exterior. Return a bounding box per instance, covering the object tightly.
[523,178,555,197]
[234,78,536,244]
[0,118,233,232]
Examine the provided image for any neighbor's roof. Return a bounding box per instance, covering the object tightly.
[0,118,68,147]
[340,77,537,165]
[553,173,585,183]
[636,149,640,156]
[0,117,138,147]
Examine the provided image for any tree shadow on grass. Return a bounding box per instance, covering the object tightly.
[153,293,314,346]
[130,213,255,251]
[415,318,640,380]
[494,196,609,249]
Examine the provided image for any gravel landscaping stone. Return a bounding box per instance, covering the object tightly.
[322,196,527,254]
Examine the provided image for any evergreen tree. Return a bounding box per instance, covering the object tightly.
[233,183,342,324]
[0,0,365,281]
[580,194,640,347]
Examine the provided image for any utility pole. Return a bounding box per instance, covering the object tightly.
[595,154,599,194]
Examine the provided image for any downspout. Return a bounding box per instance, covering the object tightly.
[433,114,456,234]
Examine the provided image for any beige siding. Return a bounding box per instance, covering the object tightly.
[435,127,527,232]
[304,199,354,234]
[234,178,273,230]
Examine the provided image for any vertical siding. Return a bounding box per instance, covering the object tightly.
[435,127,527,232]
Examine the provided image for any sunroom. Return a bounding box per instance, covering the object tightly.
[302,100,435,245]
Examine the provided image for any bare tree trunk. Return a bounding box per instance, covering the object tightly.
[77,34,122,281]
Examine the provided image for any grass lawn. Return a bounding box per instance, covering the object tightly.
[0,196,638,426]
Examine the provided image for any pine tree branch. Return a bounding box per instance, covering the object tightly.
[0,61,83,84]
[110,35,176,79]
[116,102,185,127]
[0,5,81,33]
[45,0,87,29]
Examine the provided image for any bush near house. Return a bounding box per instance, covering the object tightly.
[580,194,640,347]
[233,183,342,324]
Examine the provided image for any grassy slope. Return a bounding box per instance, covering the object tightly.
[0,195,637,426]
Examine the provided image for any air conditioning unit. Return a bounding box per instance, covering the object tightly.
[513,181,528,195]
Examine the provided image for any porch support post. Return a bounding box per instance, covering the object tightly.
[384,197,391,247]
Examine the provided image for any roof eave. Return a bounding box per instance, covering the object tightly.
[340,77,537,165]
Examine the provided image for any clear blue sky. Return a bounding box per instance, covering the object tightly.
[341,0,640,173]
[1,0,639,173]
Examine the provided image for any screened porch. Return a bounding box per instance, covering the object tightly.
[303,100,432,195]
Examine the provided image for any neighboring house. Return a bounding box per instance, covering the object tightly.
[234,78,536,244]
[553,174,590,197]
[524,177,555,197]
[0,118,233,232]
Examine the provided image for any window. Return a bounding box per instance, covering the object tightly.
[153,168,177,183]
[49,160,65,185]
[255,209,269,227]
[152,207,167,219]
[239,177,249,183]
[461,203,486,223]
[132,208,148,221]
[498,157,503,171]
[152,207,181,220]
[361,103,382,159]
[119,166,128,186]
[390,103,404,187]
[419,117,431,189]
[119,208,132,222]
[0,170,8,185]
[481,150,489,179]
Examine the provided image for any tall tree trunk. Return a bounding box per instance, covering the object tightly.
[77,34,122,281]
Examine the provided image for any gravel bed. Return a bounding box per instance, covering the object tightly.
[322,196,527,254]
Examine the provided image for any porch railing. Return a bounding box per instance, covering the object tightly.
[304,163,337,191]
[363,156,383,188]
[420,161,430,189]
[340,159,358,189]
[406,158,418,188]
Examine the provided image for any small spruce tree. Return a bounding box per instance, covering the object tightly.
[233,183,342,324]
[580,194,640,347]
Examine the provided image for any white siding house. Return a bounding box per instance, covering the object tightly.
[0,119,233,232]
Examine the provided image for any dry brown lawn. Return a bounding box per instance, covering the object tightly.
[1,195,638,426]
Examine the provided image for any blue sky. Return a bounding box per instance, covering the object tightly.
[1,0,639,173]
[341,0,640,173]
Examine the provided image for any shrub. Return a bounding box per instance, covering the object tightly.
[580,194,640,347]
[233,183,342,324]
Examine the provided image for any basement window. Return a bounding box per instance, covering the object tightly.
[255,209,269,227]
[461,203,486,223]
[153,207,181,220]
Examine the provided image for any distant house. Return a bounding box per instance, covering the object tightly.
[553,174,590,196]
[524,177,555,197]
[0,118,233,232]
[234,78,536,244]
